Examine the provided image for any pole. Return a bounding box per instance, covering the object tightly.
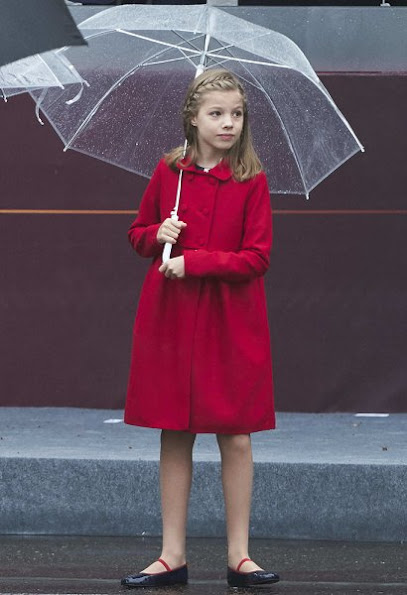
[162,26,212,263]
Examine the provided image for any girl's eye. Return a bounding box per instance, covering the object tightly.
[233,110,243,118]
[210,111,221,117]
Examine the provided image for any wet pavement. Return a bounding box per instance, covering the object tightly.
[0,535,405,595]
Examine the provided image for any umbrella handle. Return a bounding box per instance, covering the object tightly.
[162,212,179,263]
[162,242,172,263]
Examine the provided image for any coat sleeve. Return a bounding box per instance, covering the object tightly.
[184,172,272,283]
[128,161,163,258]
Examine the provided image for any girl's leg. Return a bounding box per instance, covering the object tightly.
[216,433,263,572]
[141,429,196,573]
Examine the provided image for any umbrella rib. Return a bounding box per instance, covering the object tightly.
[56,27,114,53]
[144,55,197,69]
[81,28,199,73]
[303,145,363,196]
[83,29,202,69]
[172,30,206,54]
[202,53,246,76]
[142,36,203,69]
[169,31,211,68]
[205,42,236,55]
[207,51,326,91]
[178,46,203,69]
[257,95,308,196]
[56,53,86,87]
[205,54,266,93]
[314,79,365,153]
[206,53,280,69]
[116,29,200,56]
[34,53,65,89]
[84,19,208,57]
[82,29,116,42]
[220,64,264,93]
[81,28,198,58]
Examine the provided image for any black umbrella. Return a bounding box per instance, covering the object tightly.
[0,0,86,68]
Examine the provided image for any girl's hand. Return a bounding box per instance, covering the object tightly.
[157,218,187,245]
[159,256,185,279]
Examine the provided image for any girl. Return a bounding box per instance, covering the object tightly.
[121,69,279,588]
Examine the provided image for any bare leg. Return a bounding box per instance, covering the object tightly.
[216,433,263,573]
[141,429,196,573]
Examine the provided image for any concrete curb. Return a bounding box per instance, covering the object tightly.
[1,408,406,541]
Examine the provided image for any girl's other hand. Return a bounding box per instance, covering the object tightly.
[158,256,185,279]
[157,218,187,245]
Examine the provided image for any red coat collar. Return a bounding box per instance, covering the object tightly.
[177,158,233,181]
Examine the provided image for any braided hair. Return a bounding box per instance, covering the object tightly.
[165,69,262,182]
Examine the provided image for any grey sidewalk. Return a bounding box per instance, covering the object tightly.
[0,408,406,541]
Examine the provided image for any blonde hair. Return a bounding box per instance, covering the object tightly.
[165,69,262,182]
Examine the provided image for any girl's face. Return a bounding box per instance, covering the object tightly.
[190,89,244,160]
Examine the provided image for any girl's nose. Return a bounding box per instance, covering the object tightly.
[222,115,233,129]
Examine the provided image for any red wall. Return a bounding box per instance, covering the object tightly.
[1,74,406,412]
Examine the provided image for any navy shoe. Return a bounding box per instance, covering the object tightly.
[227,557,280,588]
[121,558,188,588]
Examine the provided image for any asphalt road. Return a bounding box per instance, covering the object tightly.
[0,535,405,594]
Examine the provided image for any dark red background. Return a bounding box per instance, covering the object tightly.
[1,74,406,412]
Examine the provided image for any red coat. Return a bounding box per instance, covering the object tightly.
[124,159,275,434]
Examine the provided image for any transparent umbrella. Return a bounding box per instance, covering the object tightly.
[30,4,364,199]
[0,51,86,101]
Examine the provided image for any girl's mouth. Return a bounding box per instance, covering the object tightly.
[218,134,234,141]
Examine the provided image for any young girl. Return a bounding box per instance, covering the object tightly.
[121,69,279,588]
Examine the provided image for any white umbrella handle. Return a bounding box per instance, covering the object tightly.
[162,212,179,263]
[161,59,207,265]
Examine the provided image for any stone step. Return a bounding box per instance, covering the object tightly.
[1,408,405,541]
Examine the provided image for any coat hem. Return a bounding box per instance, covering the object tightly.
[124,419,276,434]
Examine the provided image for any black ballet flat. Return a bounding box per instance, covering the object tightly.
[227,557,280,588]
[121,558,188,588]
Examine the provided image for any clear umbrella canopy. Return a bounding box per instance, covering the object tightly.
[0,51,86,101]
[30,5,364,197]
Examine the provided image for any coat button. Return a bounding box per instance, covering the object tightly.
[208,178,216,186]
[198,236,204,246]
[202,207,209,216]
[180,205,188,213]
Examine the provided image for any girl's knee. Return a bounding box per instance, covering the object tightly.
[161,429,196,445]
[216,433,251,455]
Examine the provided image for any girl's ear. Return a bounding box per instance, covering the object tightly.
[190,117,197,126]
